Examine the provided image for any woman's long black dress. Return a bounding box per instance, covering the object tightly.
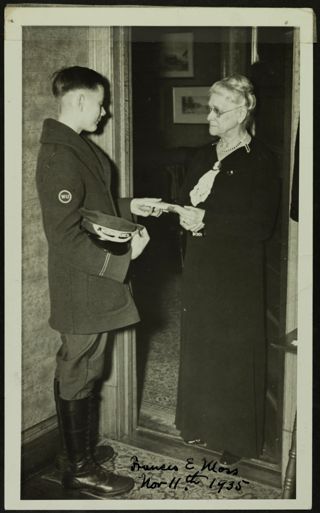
[175,138,280,459]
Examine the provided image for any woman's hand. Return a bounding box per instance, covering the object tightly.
[130,198,163,217]
[130,227,150,260]
[179,206,205,233]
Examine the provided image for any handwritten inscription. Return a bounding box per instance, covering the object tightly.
[130,456,250,493]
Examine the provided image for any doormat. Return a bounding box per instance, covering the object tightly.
[41,439,282,501]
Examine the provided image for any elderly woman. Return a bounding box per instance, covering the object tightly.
[175,74,280,465]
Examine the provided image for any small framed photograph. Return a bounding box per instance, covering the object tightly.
[172,86,210,124]
[159,32,194,77]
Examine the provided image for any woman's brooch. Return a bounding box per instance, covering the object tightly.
[212,160,222,172]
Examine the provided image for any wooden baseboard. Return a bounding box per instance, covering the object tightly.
[22,415,58,445]
[21,418,60,482]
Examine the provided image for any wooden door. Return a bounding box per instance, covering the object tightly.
[222,26,298,464]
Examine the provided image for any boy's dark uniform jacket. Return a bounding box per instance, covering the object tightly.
[36,118,139,334]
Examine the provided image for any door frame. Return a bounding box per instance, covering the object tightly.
[92,26,299,486]
[88,26,137,439]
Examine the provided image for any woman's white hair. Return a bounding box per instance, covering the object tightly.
[209,73,256,127]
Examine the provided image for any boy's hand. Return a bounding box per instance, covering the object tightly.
[130,227,150,260]
[130,198,163,217]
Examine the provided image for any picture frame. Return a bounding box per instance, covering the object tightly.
[172,86,210,124]
[159,32,194,78]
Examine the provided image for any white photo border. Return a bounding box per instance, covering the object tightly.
[4,5,314,511]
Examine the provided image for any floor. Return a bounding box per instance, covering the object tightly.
[21,437,282,501]
[132,215,182,435]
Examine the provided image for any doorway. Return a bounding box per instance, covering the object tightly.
[129,26,295,478]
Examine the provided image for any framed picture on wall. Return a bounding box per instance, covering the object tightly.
[173,86,210,124]
[159,32,194,77]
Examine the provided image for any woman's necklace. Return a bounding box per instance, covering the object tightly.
[217,132,251,159]
[218,139,243,153]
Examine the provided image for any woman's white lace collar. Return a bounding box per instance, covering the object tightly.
[190,161,221,207]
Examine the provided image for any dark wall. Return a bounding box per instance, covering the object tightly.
[131,27,226,198]
[132,27,225,150]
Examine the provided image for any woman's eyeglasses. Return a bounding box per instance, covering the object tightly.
[207,104,245,119]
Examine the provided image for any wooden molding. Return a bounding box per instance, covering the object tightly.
[280,28,299,485]
[88,26,113,157]
[21,417,59,481]
[111,27,133,197]
[87,27,136,441]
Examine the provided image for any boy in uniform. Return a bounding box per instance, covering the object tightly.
[36,66,161,497]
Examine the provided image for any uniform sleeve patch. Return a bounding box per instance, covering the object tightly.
[58,190,72,204]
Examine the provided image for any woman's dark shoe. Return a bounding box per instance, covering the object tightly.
[219,450,241,466]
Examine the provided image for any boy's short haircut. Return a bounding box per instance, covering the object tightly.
[52,66,106,98]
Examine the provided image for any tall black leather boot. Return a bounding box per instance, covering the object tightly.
[59,396,134,497]
[89,391,115,463]
[54,379,114,471]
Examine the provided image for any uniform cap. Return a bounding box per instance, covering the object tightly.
[80,208,143,243]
